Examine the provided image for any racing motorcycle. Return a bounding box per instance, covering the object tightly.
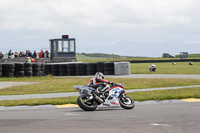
[73,83,135,111]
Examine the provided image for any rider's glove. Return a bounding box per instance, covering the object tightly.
[110,82,117,86]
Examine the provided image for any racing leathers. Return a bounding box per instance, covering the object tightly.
[87,78,112,90]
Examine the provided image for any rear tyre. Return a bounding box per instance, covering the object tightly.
[77,96,98,111]
[119,95,135,109]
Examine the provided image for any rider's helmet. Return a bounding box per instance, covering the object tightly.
[95,72,104,79]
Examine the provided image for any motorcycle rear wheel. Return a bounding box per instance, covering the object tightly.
[119,95,135,109]
[77,96,98,111]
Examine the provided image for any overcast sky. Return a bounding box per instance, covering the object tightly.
[0,0,200,57]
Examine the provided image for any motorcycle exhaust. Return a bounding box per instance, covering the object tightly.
[93,94,104,103]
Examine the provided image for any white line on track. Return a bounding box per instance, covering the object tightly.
[150,123,171,126]
[65,113,80,116]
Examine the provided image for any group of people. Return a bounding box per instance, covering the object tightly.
[6,49,49,59]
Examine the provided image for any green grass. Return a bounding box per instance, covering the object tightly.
[0,87,199,107]
[127,87,200,101]
[0,96,78,107]
[78,57,181,63]
[131,62,200,74]
[1,77,200,95]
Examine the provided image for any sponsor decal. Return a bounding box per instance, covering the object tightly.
[110,101,120,105]
[113,94,118,99]
[112,88,120,92]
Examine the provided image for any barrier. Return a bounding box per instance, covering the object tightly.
[0,62,130,78]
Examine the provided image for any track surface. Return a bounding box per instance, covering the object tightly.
[0,102,200,133]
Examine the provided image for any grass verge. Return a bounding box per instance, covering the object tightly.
[0,87,200,107]
[1,77,200,95]
[131,62,200,74]
[0,96,78,107]
[128,87,200,101]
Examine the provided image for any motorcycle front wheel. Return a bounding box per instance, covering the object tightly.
[77,96,98,111]
[119,94,135,109]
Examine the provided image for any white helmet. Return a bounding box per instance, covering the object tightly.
[95,72,104,79]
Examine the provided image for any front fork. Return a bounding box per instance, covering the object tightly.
[119,94,128,101]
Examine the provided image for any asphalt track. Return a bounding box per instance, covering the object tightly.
[0,102,200,133]
[1,74,200,133]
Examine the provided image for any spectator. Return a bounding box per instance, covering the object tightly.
[10,53,15,58]
[31,57,35,62]
[39,50,44,58]
[25,50,28,57]
[19,51,22,57]
[15,52,18,58]
[26,57,31,63]
[33,51,37,58]
[45,50,49,58]
[189,61,193,65]
[42,50,45,58]
[27,50,33,58]
[8,50,12,58]
[0,52,4,59]
[21,52,26,57]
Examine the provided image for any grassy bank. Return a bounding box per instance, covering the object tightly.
[131,62,200,74]
[1,77,200,95]
[0,87,199,107]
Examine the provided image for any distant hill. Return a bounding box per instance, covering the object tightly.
[76,53,144,60]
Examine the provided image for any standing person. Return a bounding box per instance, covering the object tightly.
[0,52,4,59]
[25,50,28,57]
[22,52,26,57]
[42,50,45,58]
[8,50,12,58]
[19,51,22,57]
[33,51,37,58]
[45,50,49,58]
[39,50,43,58]
[10,53,15,58]
[14,52,18,58]
[27,50,33,58]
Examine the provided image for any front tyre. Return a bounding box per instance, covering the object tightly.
[119,95,135,109]
[77,96,98,111]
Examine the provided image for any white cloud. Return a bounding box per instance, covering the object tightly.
[0,0,196,30]
[0,0,200,56]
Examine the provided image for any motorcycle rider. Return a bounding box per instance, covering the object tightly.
[87,72,116,91]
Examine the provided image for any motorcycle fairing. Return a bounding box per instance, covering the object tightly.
[73,85,94,96]
[99,86,125,108]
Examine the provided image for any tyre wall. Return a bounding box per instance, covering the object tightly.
[0,64,2,78]
[24,63,32,77]
[2,63,15,77]
[104,62,114,75]
[51,64,59,76]
[14,63,24,77]
[40,63,45,76]
[43,62,116,76]
[0,62,123,78]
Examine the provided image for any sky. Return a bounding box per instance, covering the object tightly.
[0,0,200,57]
